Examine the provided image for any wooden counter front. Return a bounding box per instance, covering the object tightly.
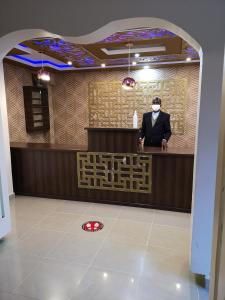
[86,127,139,153]
[10,143,194,212]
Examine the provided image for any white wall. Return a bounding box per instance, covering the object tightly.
[191,48,225,276]
[0,0,225,281]
[0,62,13,197]
[0,62,11,238]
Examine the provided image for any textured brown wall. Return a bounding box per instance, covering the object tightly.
[4,62,199,148]
[52,66,199,148]
[4,62,55,143]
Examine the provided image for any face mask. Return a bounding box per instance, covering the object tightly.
[152,104,160,112]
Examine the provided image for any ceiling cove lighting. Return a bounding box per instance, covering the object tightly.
[37,52,50,82]
[122,43,136,91]
[10,55,72,69]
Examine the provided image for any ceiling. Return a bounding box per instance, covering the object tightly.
[5,28,200,71]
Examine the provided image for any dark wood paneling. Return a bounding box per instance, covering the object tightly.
[11,148,78,199]
[10,144,194,212]
[86,128,139,153]
[152,155,194,211]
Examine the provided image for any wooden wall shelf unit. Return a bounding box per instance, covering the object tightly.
[23,86,50,133]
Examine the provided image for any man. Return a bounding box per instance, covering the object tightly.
[139,97,172,148]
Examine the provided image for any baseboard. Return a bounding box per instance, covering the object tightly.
[205,278,210,290]
[9,193,15,200]
[194,273,210,291]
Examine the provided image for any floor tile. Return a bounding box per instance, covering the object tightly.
[0,238,13,257]
[109,219,152,244]
[70,267,138,300]
[119,206,154,223]
[141,245,197,299]
[85,203,122,218]
[198,286,209,300]
[47,233,104,265]
[154,210,191,228]
[6,217,41,244]
[9,229,63,258]
[36,212,81,232]
[15,260,87,300]
[136,274,198,300]
[0,254,39,293]
[4,196,198,300]
[56,200,92,214]
[149,224,190,253]
[92,239,147,275]
[0,292,37,300]
[11,196,60,220]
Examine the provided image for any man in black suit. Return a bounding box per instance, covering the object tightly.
[139,97,172,148]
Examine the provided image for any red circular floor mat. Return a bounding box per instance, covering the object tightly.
[82,221,104,232]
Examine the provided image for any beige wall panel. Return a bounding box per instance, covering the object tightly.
[4,63,199,149]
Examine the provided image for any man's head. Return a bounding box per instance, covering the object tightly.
[152,97,161,112]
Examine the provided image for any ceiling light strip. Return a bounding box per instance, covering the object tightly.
[101,46,166,55]
[8,55,75,69]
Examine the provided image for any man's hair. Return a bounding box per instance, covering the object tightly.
[152,97,162,105]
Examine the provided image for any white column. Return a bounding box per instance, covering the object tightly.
[0,61,11,238]
[0,62,13,196]
[191,48,225,277]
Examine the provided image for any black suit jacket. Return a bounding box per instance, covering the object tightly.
[140,111,172,147]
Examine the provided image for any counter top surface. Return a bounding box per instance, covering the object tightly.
[138,146,194,156]
[10,142,194,155]
[10,142,88,151]
[85,127,139,131]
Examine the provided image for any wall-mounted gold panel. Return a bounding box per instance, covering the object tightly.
[77,152,152,193]
[89,79,187,135]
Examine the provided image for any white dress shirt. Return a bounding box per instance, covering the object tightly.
[152,111,160,120]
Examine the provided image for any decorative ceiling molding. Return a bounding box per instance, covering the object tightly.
[5,28,199,71]
[99,28,176,43]
[101,45,166,55]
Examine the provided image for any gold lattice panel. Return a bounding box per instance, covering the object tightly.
[89,79,187,135]
[77,152,152,193]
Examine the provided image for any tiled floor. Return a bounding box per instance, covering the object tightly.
[0,196,208,300]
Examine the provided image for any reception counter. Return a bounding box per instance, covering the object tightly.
[10,142,194,212]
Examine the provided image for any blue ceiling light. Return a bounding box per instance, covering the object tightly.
[101,29,176,43]
[18,43,29,48]
[84,57,95,65]
[34,39,66,47]
[50,45,61,51]
[184,46,199,58]
[10,54,73,69]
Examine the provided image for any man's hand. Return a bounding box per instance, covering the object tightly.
[162,139,168,150]
[139,138,144,148]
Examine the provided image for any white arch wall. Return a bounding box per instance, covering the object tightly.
[0,2,224,281]
[0,30,61,198]
[0,21,200,239]
[0,61,11,239]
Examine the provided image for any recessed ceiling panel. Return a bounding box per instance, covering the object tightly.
[5,28,200,70]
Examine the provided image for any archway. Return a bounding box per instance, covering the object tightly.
[0,18,215,293]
